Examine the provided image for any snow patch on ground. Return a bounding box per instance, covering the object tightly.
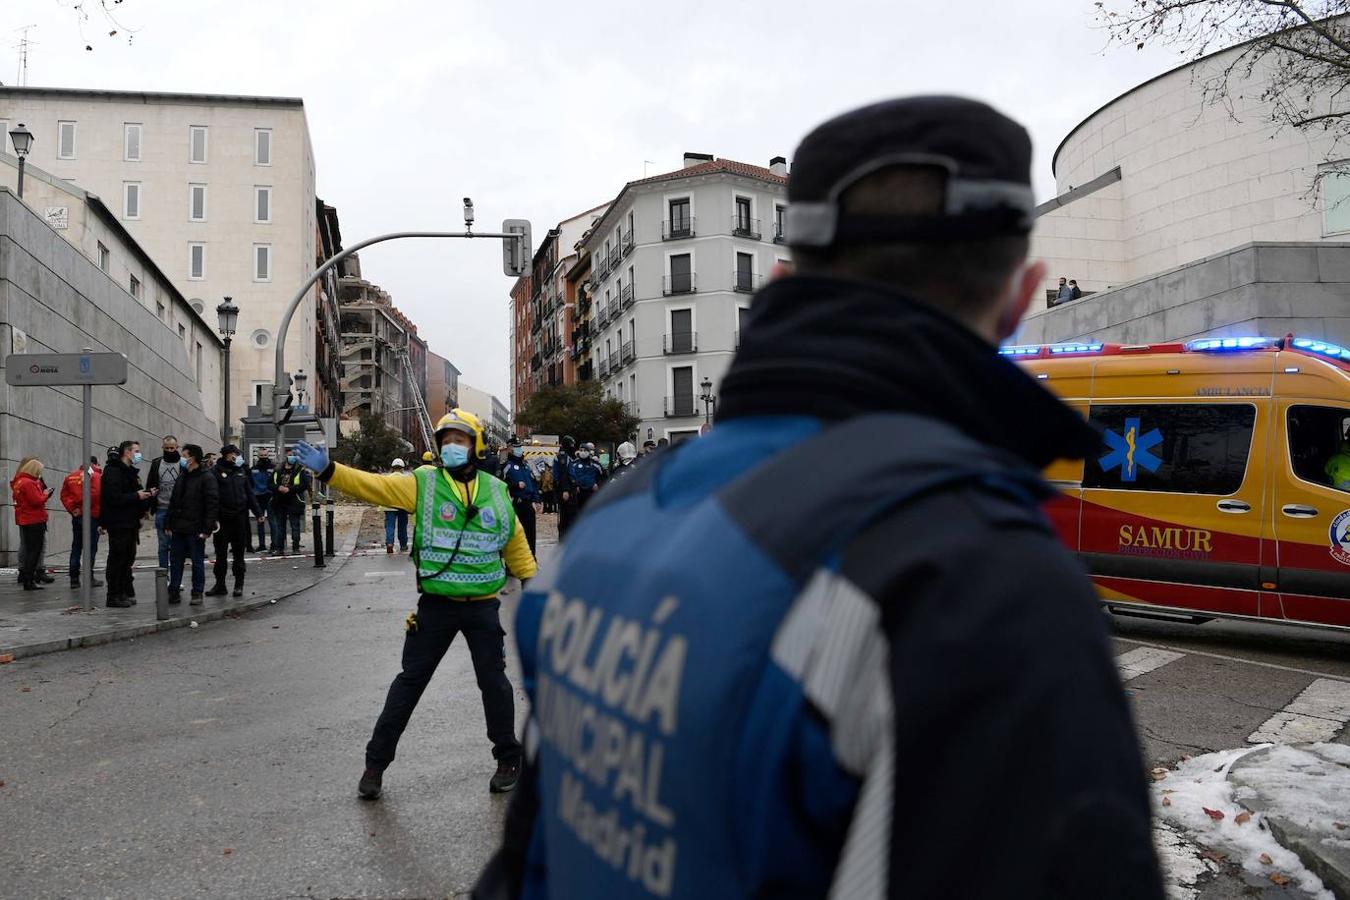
[1153,747,1334,900]
[1230,744,1350,854]
[1153,820,1217,900]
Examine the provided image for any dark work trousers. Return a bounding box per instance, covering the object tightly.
[513,500,537,556]
[17,522,46,585]
[249,494,271,551]
[213,514,248,589]
[558,497,578,539]
[365,596,522,772]
[104,526,139,601]
[270,505,303,551]
[68,515,100,584]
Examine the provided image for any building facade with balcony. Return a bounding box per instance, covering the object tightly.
[584,154,788,443]
[459,381,510,448]
[509,273,533,436]
[337,254,425,437]
[425,349,461,423]
[0,86,336,436]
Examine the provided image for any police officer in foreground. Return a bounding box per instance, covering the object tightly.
[502,437,540,555]
[292,408,538,798]
[207,444,263,598]
[475,97,1162,899]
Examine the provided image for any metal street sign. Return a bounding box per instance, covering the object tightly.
[4,352,128,386]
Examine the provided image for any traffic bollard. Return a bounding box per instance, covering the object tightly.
[312,499,326,568]
[325,494,336,558]
[155,567,170,621]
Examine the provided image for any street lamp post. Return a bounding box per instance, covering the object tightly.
[216,297,239,446]
[699,377,716,424]
[9,123,34,199]
[293,369,308,410]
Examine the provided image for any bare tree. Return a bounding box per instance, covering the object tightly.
[59,0,140,51]
[1096,1,1350,187]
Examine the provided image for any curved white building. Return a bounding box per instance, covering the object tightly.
[1033,40,1347,301]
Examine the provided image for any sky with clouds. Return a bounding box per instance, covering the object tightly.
[3,0,1188,400]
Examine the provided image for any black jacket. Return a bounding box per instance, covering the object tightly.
[211,462,262,518]
[477,276,1162,900]
[270,465,311,512]
[99,458,145,529]
[165,465,218,536]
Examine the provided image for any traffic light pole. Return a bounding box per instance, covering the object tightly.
[270,225,529,461]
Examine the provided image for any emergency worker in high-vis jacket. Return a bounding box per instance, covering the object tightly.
[292,408,537,800]
[474,98,1161,899]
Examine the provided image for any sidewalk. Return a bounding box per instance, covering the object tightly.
[0,506,372,661]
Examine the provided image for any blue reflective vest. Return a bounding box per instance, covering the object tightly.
[512,414,1040,899]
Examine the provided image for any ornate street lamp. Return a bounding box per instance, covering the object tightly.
[9,123,34,199]
[216,297,239,444]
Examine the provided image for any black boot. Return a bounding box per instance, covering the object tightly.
[232,582,244,598]
[106,596,132,608]
[168,590,182,605]
[358,768,383,800]
[206,583,228,597]
[489,757,521,794]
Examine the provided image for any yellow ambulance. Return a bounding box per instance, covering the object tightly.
[1005,335,1350,630]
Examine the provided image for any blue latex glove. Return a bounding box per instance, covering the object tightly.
[293,440,329,473]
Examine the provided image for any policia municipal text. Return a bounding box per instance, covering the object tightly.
[293,408,538,798]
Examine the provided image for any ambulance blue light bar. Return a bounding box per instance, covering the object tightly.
[999,342,1104,357]
[1184,336,1280,352]
[1291,338,1350,361]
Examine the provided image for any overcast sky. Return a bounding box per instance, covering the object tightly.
[4,0,1186,400]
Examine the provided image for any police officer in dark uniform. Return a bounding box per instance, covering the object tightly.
[501,437,540,555]
[565,442,605,514]
[476,97,1162,899]
[553,435,577,537]
[207,444,263,598]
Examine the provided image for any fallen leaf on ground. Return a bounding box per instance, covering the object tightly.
[223,848,233,855]
[19,687,31,693]
[1234,811,1251,825]
[1202,807,1225,821]
[1162,796,1171,806]
[1161,789,1176,794]
[0,654,13,664]
[1151,767,1169,775]
[1335,822,1348,831]
[271,625,279,629]
[1269,873,1290,886]
[1180,753,1191,761]
[0,779,6,788]
[1200,849,1227,863]
[1152,771,1169,781]
[1259,853,1274,865]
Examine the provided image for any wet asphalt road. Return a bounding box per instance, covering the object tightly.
[0,535,524,900]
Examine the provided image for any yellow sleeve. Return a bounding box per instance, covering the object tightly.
[326,463,418,513]
[504,516,538,579]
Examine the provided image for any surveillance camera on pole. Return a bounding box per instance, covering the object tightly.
[463,197,475,229]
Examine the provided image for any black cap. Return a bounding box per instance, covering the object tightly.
[785,96,1034,247]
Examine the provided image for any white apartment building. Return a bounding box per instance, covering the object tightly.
[458,381,511,447]
[585,155,788,443]
[0,87,325,434]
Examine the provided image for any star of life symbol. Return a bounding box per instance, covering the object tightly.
[1100,417,1163,483]
[1329,510,1350,566]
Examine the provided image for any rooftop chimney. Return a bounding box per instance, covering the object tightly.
[683,152,714,169]
[769,156,788,176]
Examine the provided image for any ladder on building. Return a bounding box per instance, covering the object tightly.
[396,344,435,452]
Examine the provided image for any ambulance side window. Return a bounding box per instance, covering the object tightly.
[1084,403,1256,494]
[1287,405,1350,492]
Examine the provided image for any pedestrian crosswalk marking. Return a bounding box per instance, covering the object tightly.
[1247,678,1350,745]
[1116,646,1186,682]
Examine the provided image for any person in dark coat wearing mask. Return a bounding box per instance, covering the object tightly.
[101,441,154,608]
[165,444,218,605]
[208,444,263,598]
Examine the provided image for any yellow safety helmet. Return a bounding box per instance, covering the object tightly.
[434,408,486,458]
[421,450,434,463]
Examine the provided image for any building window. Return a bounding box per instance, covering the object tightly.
[58,121,77,159]
[188,243,206,280]
[1083,404,1256,494]
[129,274,141,300]
[255,128,272,166]
[156,301,165,321]
[96,242,110,272]
[196,341,203,384]
[735,196,753,233]
[255,186,272,223]
[253,382,269,407]
[1322,165,1350,235]
[251,329,271,348]
[189,184,207,221]
[774,204,786,242]
[191,299,205,315]
[189,126,208,164]
[178,323,186,342]
[0,120,8,153]
[666,198,692,239]
[123,123,142,161]
[254,244,272,282]
[670,366,695,417]
[735,252,756,292]
[123,182,141,220]
[666,253,694,294]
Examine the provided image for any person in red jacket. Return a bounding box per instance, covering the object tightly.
[11,456,53,590]
[60,456,104,590]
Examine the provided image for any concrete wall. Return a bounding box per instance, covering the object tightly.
[1018,242,1350,348]
[1033,45,1345,302]
[0,89,319,433]
[0,190,219,565]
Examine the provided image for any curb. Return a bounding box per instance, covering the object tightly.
[1,523,366,662]
[1230,746,1350,900]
